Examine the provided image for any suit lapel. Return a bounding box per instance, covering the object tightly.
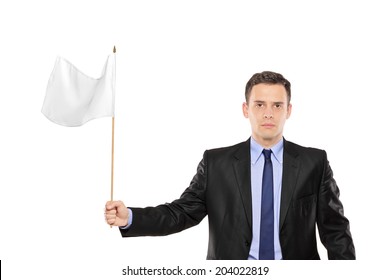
[279,140,300,230]
[231,139,301,233]
[232,139,252,230]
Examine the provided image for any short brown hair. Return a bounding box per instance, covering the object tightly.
[245,71,291,104]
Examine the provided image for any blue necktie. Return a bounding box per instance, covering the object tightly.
[259,149,274,260]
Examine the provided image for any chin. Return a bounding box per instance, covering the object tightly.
[258,133,276,140]
[258,133,281,143]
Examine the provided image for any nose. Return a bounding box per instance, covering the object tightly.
[263,107,273,119]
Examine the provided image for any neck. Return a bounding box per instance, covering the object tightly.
[252,135,283,149]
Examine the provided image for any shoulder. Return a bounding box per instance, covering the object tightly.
[207,140,247,153]
[202,139,250,164]
[285,140,324,153]
[284,139,328,162]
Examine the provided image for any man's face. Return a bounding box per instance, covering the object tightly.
[242,83,292,147]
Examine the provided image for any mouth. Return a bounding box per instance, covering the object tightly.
[261,123,275,128]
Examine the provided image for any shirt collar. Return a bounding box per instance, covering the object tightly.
[250,137,284,165]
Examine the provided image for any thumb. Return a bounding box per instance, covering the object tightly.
[105,200,124,210]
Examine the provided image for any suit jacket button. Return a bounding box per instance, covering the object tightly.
[245,241,250,247]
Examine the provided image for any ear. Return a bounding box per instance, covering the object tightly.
[286,103,292,119]
[242,102,249,118]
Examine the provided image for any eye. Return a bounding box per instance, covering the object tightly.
[274,104,282,109]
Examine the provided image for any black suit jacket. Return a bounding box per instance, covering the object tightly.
[120,138,355,260]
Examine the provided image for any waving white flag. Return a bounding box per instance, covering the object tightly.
[42,54,115,126]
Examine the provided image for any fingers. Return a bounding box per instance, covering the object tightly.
[105,211,117,225]
[105,202,118,225]
[105,209,117,220]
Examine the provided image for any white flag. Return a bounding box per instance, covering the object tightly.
[42,54,115,126]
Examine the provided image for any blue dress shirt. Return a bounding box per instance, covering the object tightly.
[248,137,283,260]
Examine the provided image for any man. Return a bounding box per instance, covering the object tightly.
[105,71,355,260]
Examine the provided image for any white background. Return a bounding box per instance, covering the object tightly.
[1,0,389,279]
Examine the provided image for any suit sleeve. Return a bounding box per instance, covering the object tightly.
[119,153,208,237]
[317,151,356,259]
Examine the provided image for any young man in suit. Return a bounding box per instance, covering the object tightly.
[105,71,355,260]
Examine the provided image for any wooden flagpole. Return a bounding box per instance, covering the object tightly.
[111,46,116,202]
[111,116,115,201]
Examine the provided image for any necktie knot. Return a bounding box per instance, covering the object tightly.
[263,149,272,160]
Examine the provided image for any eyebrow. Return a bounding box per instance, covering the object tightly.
[252,100,285,105]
